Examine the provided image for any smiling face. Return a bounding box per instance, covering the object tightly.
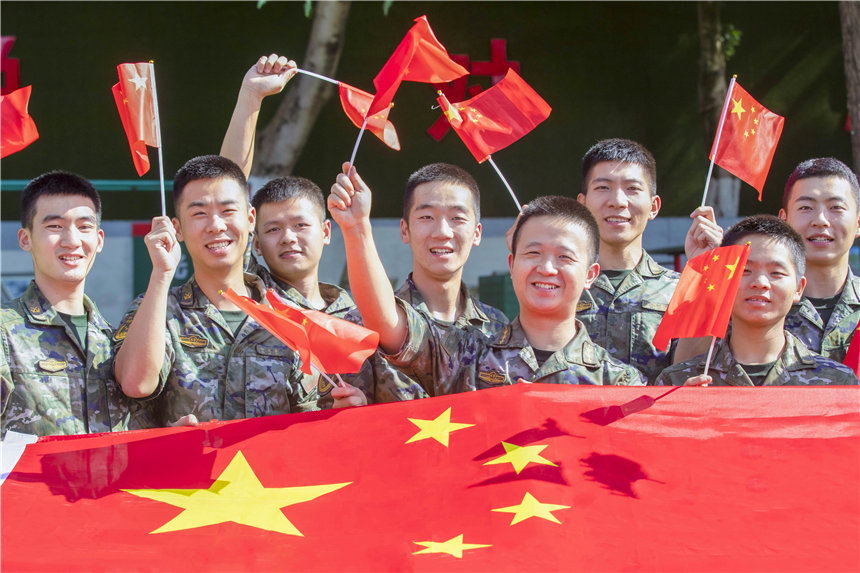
[400,181,481,282]
[577,161,660,252]
[508,215,600,319]
[732,234,805,329]
[254,196,331,284]
[779,176,860,269]
[173,177,255,275]
[18,194,104,287]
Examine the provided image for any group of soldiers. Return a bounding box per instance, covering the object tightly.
[2,54,858,439]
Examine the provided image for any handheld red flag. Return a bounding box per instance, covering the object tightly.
[843,322,860,378]
[112,63,159,176]
[222,288,379,375]
[652,243,751,351]
[338,82,400,150]
[0,85,39,158]
[709,80,784,200]
[437,68,551,164]
[368,15,469,117]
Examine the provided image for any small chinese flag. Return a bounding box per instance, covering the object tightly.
[338,82,400,150]
[0,85,39,158]
[652,243,751,351]
[368,15,469,117]
[843,323,860,378]
[437,68,551,164]
[222,288,379,375]
[112,63,159,176]
[710,80,784,200]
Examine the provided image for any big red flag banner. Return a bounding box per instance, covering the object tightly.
[0,84,38,158]
[652,243,750,351]
[112,63,159,176]
[2,384,858,571]
[338,82,400,150]
[368,15,469,117]
[709,81,784,200]
[437,69,552,164]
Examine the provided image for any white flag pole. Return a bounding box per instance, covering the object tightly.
[148,61,167,218]
[296,68,340,86]
[487,155,523,213]
[702,336,717,379]
[348,116,369,169]
[701,75,737,208]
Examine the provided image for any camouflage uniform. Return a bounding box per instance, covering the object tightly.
[257,267,427,405]
[577,251,679,384]
[1,281,131,437]
[113,274,306,428]
[384,299,646,396]
[655,331,859,386]
[784,269,860,363]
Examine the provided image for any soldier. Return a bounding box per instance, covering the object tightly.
[329,165,645,393]
[112,155,365,428]
[657,215,858,386]
[575,139,722,383]
[778,158,860,362]
[1,172,131,437]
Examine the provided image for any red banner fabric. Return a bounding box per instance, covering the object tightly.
[3,384,858,572]
[112,62,159,177]
[338,82,400,150]
[0,84,38,158]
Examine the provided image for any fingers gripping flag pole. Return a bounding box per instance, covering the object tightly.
[701,76,736,208]
[148,61,167,217]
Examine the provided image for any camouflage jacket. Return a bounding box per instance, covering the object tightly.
[384,300,646,396]
[784,269,860,363]
[113,274,305,428]
[395,273,509,338]
[577,251,679,384]
[1,281,131,437]
[258,268,427,405]
[656,331,859,386]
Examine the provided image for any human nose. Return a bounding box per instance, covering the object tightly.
[749,271,770,289]
[433,218,455,238]
[607,186,628,208]
[206,214,228,233]
[810,207,830,227]
[280,227,298,244]
[59,226,82,248]
[537,256,557,275]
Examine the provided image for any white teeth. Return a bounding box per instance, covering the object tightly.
[430,248,453,254]
[533,282,558,290]
[59,255,81,261]
[605,217,629,223]
[207,241,231,249]
[808,237,833,243]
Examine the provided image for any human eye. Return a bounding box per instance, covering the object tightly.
[265,226,280,234]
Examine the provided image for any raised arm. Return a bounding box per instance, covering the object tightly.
[685,206,724,260]
[328,163,408,354]
[220,54,297,178]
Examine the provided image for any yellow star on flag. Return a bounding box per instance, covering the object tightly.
[707,284,715,292]
[406,407,474,447]
[129,75,148,91]
[744,130,749,138]
[751,105,756,113]
[751,128,756,135]
[712,254,720,262]
[123,451,351,536]
[725,256,741,279]
[703,264,710,272]
[731,97,746,119]
[754,117,759,125]
[492,491,571,525]
[484,442,557,474]
[413,534,491,558]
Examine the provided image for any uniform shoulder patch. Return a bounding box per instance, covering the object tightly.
[38,358,67,372]
[478,370,506,385]
[178,334,208,348]
[582,341,598,367]
[317,376,334,394]
[576,301,593,312]
[113,318,131,342]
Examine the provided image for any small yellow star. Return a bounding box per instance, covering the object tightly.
[712,254,720,262]
[492,491,571,525]
[751,128,756,135]
[413,534,491,558]
[406,407,474,447]
[484,442,557,474]
[703,264,710,272]
[744,130,749,138]
[725,256,741,279]
[707,284,715,292]
[754,117,759,125]
[731,97,746,120]
[751,105,756,113]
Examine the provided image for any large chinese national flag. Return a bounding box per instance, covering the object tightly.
[2,385,858,571]
[112,62,159,176]
[709,80,784,200]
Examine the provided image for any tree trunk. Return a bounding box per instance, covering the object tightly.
[697,1,740,216]
[840,1,860,173]
[253,1,351,183]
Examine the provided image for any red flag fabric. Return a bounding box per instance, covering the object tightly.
[709,80,784,200]
[222,288,379,375]
[338,82,400,150]
[0,84,39,158]
[652,244,751,351]
[368,15,469,117]
[112,62,159,176]
[2,384,858,571]
[437,69,551,164]
[843,322,860,378]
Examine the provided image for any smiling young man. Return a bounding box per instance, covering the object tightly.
[778,158,860,362]
[1,172,131,437]
[657,215,857,386]
[113,155,364,428]
[329,166,644,393]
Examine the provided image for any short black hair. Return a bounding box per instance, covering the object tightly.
[782,157,860,210]
[581,138,657,196]
[403,163,480,221]
[173,155,248,212]
[21,171,101,229]
[722,214,806,280]
[511,195,600,265]
[251,176,326,223]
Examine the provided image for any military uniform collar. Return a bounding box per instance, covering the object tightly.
[397,273,491,326]
[793,267,860,326]
[696,331,817,384]
[271,274,355,314]
[592,250,668,294]
[21,280,110,332]
[178,273,267,309]
[491,318,601,373]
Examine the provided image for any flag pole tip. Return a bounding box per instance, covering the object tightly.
[149,60,155,64]
[436,90,443,96]
[732,74,738,79]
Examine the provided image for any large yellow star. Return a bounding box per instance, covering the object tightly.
[406,407,474,447]
[725,255,741,279]
[123,451,351,536]
[413,534,491,558]
[492,491,571,525]
[731,97,746,120]
[483,442,557,474]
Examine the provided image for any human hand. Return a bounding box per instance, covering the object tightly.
[145,216,182,276]
[685,206,724,260]
[241,53,297,100]
[683,374,712,387]
[331,382,368,408]
[328,162,373,231]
